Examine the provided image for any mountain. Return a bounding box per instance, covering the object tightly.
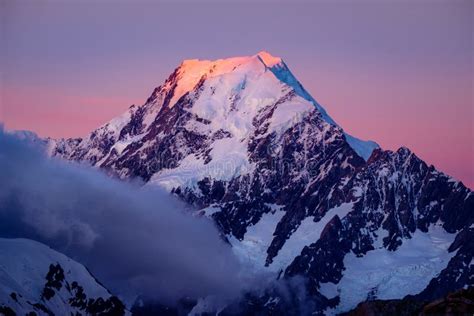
[46,51,473,314]
[0,238,127,316]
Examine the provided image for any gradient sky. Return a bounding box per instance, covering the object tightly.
[1,0,473,188]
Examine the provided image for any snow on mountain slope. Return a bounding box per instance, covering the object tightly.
[46,51,473,314]
[228,204,285,273]
[331,224,457,313]
[345,134,379,161]
[0,238,127,316]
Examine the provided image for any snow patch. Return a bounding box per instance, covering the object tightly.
[270,203,354,272]
[345,134,379,161]
[149,136,254,191]
[229,206,285,273]
[319,282,339,299]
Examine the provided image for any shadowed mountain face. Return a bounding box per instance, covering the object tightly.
[47,52,473,314]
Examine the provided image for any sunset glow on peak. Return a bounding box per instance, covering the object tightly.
[179,51,283,76]
[255,50,283,67]
[172,53,281,107]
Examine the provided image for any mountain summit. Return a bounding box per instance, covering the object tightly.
[47,52,473,314]
[49,51,377,170]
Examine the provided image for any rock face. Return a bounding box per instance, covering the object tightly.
[47,51,473,314]
[0,238,127,316]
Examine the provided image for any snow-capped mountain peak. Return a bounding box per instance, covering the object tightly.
[48,51,377,173]
[170,51,378,159]
[45,52,473,314]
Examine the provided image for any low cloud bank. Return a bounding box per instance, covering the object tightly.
[0,129,250,304]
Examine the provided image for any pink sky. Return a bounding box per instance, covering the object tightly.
[1,1,473,188]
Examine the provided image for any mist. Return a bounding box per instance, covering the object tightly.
[0,129,249,304]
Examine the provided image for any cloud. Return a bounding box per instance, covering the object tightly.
[0,128,249,305]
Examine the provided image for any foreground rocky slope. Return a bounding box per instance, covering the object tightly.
[344,286,474,316]
[0,238,127,316]
[46,52,473,314]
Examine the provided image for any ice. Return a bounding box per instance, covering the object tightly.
[333,224,457,313]
[229,205,285,273]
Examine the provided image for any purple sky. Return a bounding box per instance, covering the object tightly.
[1,0,473,188]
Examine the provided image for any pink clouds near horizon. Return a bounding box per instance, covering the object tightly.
[2,85,140,138]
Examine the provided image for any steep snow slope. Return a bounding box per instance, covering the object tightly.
[0,238,127,316]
